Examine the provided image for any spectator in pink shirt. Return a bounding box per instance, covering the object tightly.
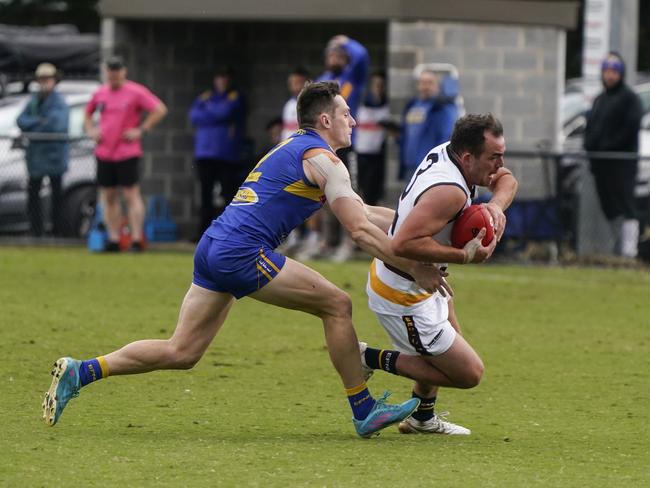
[84,56,168,252]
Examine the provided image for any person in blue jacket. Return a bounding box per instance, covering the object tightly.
[400,69,459,181]
[318,35,370,120]
[190,67,246,236]
[317,35,370,262]
[16,63,69,237]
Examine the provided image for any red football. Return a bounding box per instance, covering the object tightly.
[451,204,495,248]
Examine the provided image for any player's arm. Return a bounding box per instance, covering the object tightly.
[483,168,518,241]
[303,148,451,295]
[391,185,496,264]
[363,205,395,234]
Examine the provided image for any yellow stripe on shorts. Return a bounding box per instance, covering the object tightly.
[256,263,273,281]
[259,250,281,273]
[369,260,432,306]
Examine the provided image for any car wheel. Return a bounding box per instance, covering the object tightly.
[60,185,97,238]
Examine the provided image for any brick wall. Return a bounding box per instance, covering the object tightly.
[112,20,387,238]
[388,21,566,200]
[111,18,567,237]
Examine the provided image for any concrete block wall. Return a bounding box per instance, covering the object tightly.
[112,20,387,238]
[109,18,566,237]
[388,21,566,200]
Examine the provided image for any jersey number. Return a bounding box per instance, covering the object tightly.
[244,138,293,183]
[389,152,439,234]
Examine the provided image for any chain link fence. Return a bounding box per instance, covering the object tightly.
[1,132,649,262]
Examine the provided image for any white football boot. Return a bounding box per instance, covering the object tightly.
[398,412,471,435]
[358,341,374,381]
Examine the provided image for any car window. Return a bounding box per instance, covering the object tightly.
[565,114,586,137]
[637,88,650,113]
[0,101,27,137]
[562,93,587,123]
[68,104,86,137]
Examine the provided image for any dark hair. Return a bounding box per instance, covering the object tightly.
[291,66,310,78]
[449,113,504,158]
[214,66,234,78]
[297,81,340,129]
[371,70,386,80]
[265,116,283,131]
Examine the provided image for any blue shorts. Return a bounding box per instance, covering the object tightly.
[192,234,286,299]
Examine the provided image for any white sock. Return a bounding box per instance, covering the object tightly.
[621,219,639,258]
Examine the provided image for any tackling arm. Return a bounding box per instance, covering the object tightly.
[303,149,451,295]
[363,205,395,234]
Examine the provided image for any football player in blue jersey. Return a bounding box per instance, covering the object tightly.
[43,81,451,438]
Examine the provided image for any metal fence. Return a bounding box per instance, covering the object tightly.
[0,134,97,238]
[0,132,649,262]
[495,149,650,261]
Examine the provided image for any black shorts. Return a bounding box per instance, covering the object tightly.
[97,157,140,187]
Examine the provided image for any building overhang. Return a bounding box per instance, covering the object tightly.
[100,0,579,29]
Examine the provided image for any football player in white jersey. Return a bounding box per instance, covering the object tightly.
[361,113,518,435]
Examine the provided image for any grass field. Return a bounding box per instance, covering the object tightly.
[1,246,649,487]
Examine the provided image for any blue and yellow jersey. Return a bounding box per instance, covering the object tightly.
[205,128,330,251]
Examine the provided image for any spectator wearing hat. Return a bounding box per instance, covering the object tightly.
[84,56,168,252]
[585,52,643,258]
[189,67,247,237]
[16,63,69,237]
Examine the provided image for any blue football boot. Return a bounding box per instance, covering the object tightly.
[353,392,420,438]
[42,357,81,426]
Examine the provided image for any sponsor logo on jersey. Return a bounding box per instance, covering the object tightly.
[231,187,259,205]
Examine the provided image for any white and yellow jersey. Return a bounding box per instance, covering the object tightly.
[368,142,473,314]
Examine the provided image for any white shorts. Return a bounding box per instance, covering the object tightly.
[373,310,457,356]
[368,287,457,356]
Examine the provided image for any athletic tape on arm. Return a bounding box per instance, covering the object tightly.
[304,153,363,204]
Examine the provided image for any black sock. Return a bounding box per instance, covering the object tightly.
[411,391,436,421]
[364,347,400,375]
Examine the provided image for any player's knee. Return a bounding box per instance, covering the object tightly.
[168,343,202,370]
[458,359,484,389]
[327,290,352,319]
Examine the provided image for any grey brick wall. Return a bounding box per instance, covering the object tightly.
[112,20,387,238]
[388,21,566,200]
[109,18,566,237]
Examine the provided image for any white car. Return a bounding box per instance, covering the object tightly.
[0,80,100,236]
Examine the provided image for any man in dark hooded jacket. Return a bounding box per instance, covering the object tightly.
[584,52,643,258]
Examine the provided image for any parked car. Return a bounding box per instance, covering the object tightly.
[0,80,100,237]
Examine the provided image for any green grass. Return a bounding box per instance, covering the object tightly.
[1,246,649,487]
